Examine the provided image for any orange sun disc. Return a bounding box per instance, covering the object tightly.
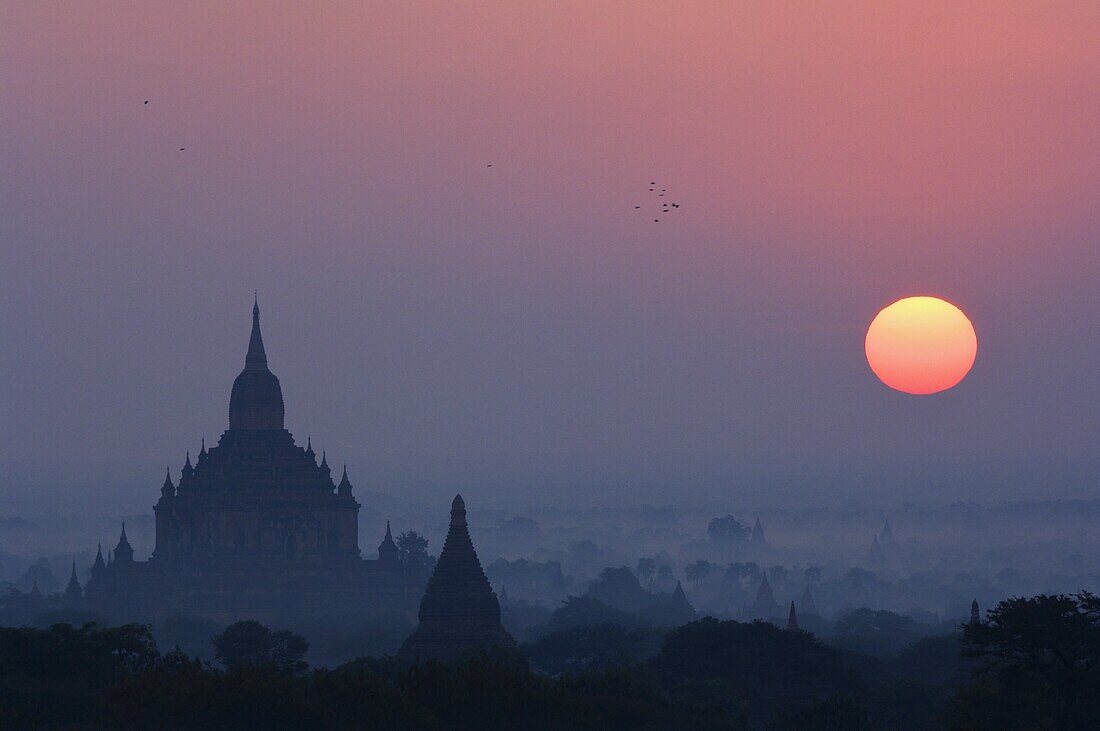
[865,296,977,395]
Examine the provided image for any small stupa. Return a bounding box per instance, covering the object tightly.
[399,495,516,660]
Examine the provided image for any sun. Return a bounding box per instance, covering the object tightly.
[865,296,977,395]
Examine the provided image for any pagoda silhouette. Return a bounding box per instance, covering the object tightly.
[400,495,516,660]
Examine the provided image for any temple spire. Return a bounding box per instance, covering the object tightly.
[114,522,134,563]
[399,494,516,659]
[378,520,398,564]
[970,599,980,625]
[92,543,106,574]
[245,294,268,370]
[161,467,175,498]
[337,464,353,496]
[787,600,799,630]
[65,559,82,601]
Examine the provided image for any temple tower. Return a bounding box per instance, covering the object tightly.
[64,560,83,603]
[114,523,134,564]
[786,600,799,631]
[799,586,819,617]
[751,517,768,545]
[748,572,780,620]
[378,521,399,564]
[228,297,285,430]
[399,495,516,660]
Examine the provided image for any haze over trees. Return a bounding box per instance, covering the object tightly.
[1,592,1095,727]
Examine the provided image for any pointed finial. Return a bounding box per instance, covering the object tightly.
[385,520,393,540]
[450,494,467,526]
[245,295,268,370]
[787,600,799,631]
[184,451,192,469]
[320,450,328,469]
[200,436,206,455]
[121,521,127,539]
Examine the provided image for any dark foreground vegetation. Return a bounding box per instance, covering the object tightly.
[0,593,1096,729]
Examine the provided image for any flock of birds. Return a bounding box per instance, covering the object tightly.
[636,181,681,222]
[151,101,682,218]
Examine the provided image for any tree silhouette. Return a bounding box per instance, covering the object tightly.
[212,620,309,675]
[396,530,431,573]
[953,592,1100,727]
[706,515,749,545]
[685,560,714,588]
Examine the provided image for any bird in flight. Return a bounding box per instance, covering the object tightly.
[179,147,186,151]
[144,100,149,105]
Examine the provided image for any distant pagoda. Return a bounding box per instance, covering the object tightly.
[400,495,516,660]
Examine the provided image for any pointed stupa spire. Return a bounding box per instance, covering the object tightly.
[161,467,175,498]
[880,518,897,548]
[114,521,134,563]
[752,517,767,545]
[183,451,193,472]
[337,464,353,496]
[759,572,772,595]
[65,559,82,601]
[787,600,799,631]
[199,436,207,456]
[970,599,980,625]
[320,449,329,472]
[399,494,516,660]
[305,435,314,457]
[229,297,285,430]
[749,572,780,620]
[92,543,106,575]
[245,292,267,370]
[800,585,819,616]
[378,520,398,564]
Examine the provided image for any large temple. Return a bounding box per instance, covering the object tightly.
[84,300,424,625]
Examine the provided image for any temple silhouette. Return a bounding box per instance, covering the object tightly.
[83,300,424,624]
[400,495,516,660]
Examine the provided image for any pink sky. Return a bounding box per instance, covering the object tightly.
[3,3,1100,511]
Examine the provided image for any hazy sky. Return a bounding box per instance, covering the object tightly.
[3,2,1099,514]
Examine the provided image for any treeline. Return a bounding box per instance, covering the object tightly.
[1,593,1097,728]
